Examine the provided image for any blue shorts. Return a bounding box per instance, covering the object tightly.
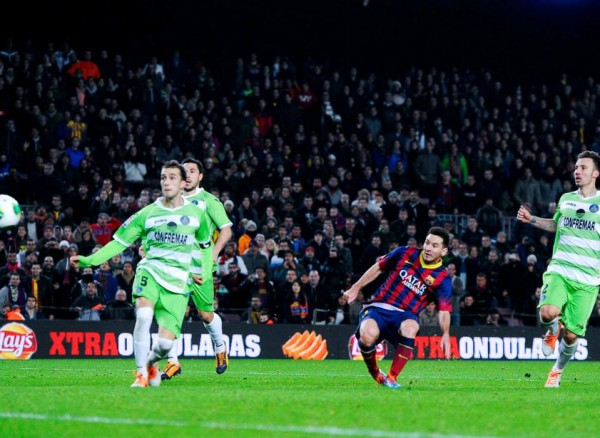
[355,305,419,346]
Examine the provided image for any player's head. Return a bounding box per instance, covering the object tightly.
[422,226,449,264]
[181,157,204,192]
[575,151,600,189]
[161,160,187,199]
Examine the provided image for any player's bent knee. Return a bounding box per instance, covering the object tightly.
[563,331,578,345]
[400,320,419,338]
[360,318,380,340]
[539,305,559,322]
[153,337,174,358]
[199,310,214,323]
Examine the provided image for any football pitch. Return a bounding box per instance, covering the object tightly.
[1,359,599,438]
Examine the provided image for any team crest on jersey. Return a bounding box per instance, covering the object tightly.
[191,200,199,205]
[180,215,190,225]
[425,275,435,285]
[590,204,599,213]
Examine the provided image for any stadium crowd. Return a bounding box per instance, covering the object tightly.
[1,40,600,328]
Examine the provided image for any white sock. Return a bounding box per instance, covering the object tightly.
[554,338,578,371]
[540,315,559,335]
[166,341,179,364]
[133,307,154,376]
[148,337,174,365]
[204,313,225,353]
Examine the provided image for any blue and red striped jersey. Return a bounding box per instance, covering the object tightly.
[370,246,452,315]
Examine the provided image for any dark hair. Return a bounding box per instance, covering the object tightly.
[427,226,450,248]
[162,160,187,180]
[181,157,204,174]
[577,150,600,172]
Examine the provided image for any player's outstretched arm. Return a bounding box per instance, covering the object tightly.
[212,225,233,263]
[343,262,382,303]
[71,240,128,269]
[516,205,557,233]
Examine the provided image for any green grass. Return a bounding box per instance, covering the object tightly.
[1,359,599,438]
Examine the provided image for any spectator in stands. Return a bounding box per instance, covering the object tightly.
[476,198,503,237]
[303,269,333,324]
[460,294,481,326]
[0,273,28,309]
[499,252,528,310]
[23,262,53,318]
[298,245,322,274]
[458,174,482,215]
[69,266,103,305]
[22,296,45,320]
[283,279,311,324]
[104,289,135,320]
[419,301,439,327]
[480,169,509,211]
[237,220,258,256]
[116,261,136,301]
[242,239,271,280]
[461,216,484,248]
[240,266,275,312]
[321,246,350,301]
[442,143,468,187]
[219,260,248,312]
[217,241,248,277]
[485,308,509,327]
[413,140,442,203]
[513,167,543,215]
[444,262,463,327]
[70,281,106,321]
[241,294,272,324]
[90,212,121,247]
[94,261,119,302]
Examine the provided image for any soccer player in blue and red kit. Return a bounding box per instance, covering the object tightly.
[343,226,452,388]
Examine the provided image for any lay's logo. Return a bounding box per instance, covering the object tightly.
[282,330,328,360]
[348,334,388,360]
[0,323,38,360]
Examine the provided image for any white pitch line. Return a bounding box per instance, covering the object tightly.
[0,412,498,438]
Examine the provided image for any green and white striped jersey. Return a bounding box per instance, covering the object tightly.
[549,190,600,286]
[113,197,210,294]
[184,187,233,275]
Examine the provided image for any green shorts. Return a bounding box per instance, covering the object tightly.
[132,268,188,337]
[190,275,215,312]
[189,248,216,312]
[538,271,600,336]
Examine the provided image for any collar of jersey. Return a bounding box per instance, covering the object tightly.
[184,187,203,198]
[156,196,191,210]
[419,253,442,269]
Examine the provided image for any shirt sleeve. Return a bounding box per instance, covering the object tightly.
[553,195,563,223]
[205,195,233,229]
[436,276,453,312]
[113,210,146,246]
[378,246,406,271]
[79,240,128,268]
[194,206,212,243]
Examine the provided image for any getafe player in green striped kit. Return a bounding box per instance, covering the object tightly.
[161,158,233,380]
[517,150,600,388]
[70,160,211,387]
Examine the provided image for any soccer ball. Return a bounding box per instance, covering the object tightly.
[0,195,22,228]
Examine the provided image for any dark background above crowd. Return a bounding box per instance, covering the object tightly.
[3,0,600,80]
